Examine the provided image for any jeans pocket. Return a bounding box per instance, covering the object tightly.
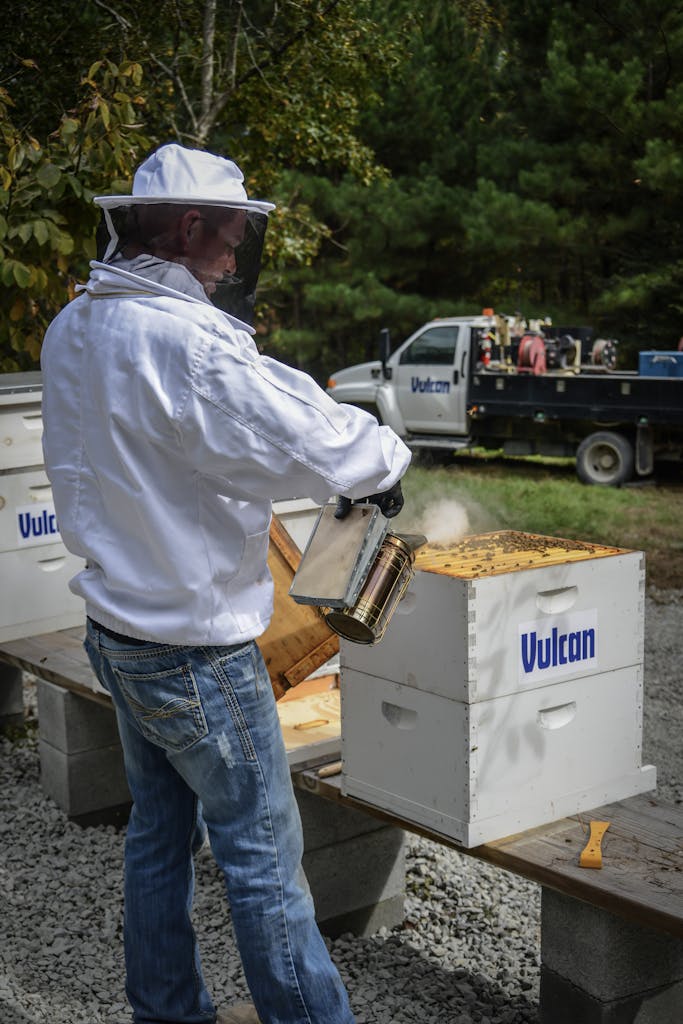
[113,663,208,752]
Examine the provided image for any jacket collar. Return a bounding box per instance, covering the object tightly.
[79,259,256,335]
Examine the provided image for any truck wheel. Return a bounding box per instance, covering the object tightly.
[576,431,634,486]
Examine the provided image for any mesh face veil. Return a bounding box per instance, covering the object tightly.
[95,206,269,326]
[210,211,268,325]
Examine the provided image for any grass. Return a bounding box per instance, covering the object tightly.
[399,455,683,590]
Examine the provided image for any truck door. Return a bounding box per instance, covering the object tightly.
[393,324,468,433]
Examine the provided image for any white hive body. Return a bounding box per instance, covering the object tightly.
[341,530,656,847]
[0,375,86,642]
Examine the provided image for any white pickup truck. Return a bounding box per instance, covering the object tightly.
[325,314,683,485]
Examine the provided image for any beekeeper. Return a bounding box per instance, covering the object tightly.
[40,143,410,1024]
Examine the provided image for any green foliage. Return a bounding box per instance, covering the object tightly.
[272,0,683,372]
[261,167,466,375]
[1,1,399,371]
[466,0,683,344]
[3,0,683,376]
[0,60,150,370]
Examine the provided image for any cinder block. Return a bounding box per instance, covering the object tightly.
[303,824,405,921]
[36,679,119,753]
[540,964,683,1024]
[541,888,683,1001]
[0,664,24,726]
[39,738,130,817]
[296,787,387,848]
[295,786,406,936]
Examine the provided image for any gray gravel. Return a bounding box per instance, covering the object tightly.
[0,591,680,1024]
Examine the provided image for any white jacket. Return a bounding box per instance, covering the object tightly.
[40,260,410,644]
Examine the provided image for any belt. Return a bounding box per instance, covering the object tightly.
[87,617,150,647]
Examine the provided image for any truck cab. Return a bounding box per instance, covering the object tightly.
[327,316,489,442]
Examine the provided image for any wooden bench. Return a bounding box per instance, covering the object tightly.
[295,765,683,1022]
[2,628,682,1023]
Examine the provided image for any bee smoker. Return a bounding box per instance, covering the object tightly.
[288,502,425,645]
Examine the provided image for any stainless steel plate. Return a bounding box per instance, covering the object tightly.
[289,503,388,608]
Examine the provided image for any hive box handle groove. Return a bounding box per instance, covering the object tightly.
[536,586,578,614]
[537,701,577,730]
[381,701,418,730]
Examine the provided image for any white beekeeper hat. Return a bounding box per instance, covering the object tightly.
[94,142,275,215]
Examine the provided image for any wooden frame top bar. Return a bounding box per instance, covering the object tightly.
[415,530,631,579]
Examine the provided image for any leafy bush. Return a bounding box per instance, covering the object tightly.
[0,60,151,371]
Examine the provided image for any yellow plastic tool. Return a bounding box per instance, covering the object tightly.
[579,820,611,868]
[293,718,329,731]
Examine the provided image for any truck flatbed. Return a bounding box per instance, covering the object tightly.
[470,368,683,427]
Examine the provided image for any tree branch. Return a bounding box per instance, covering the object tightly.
[200,0,216,125]
[147,50,199,139]
[229,0,244,91]
[201,0,344,139]
[92,0,132,34]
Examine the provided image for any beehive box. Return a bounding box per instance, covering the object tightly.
[341,530,656,847]
[0,374,86,642]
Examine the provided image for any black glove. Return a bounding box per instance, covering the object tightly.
[334,495,353,519]
[368,480,404,518]
[333,480,404,520]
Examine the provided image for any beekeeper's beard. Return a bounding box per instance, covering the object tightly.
[211,211,268,326]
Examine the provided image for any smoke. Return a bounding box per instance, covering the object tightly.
[408,498,471,546]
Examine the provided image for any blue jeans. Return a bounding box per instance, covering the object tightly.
[85,621,355,1024]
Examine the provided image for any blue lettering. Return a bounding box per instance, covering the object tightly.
[559,633,568,664]
[17,508,60,541]
[521,632,537,673]
[537,636,552,669]
[568,632,581,662]
[521,625,597,674]
[410,376,451,394]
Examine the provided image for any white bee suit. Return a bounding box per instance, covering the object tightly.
[41,260,410,644]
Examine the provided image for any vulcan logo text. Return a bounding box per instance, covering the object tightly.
[16,503,61,548]
[518,609,598,683]
[410,377,450,394]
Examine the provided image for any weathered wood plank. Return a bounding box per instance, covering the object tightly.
[0,627,85,666]
[2,629,86,666]
[0,644,109,706]
[291,768,683,938]
[473,811,683,937]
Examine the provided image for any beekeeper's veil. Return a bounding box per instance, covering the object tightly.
[94,143,275,325]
